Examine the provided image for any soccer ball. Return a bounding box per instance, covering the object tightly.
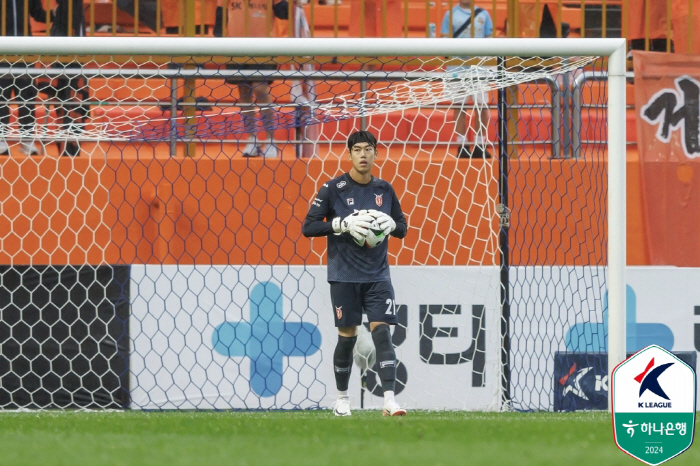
[353,325,376,372]
[352,219,386,248]
[364,220,386,248]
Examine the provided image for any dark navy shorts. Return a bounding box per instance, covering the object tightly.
[329,281,398,328]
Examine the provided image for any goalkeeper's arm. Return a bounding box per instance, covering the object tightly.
[302,186,372,238]
[302,185,335,237]
[388,187,408,239]
[303,208,373,242]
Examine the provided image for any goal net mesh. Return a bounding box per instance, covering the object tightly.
[0,46,608,411]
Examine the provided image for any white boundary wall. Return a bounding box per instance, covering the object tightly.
[129,265,698,411]
[129,265,502,410]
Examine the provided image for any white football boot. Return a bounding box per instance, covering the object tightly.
[260,143,279,158]
[382,399,407,417]
[241,140,261,157]
[332,397,351,417]
[19,140,40,156]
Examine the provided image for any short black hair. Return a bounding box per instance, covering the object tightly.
[347,130,377,150]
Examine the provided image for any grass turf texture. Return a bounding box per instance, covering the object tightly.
[0,411,697,466]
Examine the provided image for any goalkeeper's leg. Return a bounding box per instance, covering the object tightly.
[370,323,407,416]
[330,282,365,416]
[334,330,356,393]
[332,329,356,416]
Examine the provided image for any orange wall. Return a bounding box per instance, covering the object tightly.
[0,152,649,267]
[105,155,500,266]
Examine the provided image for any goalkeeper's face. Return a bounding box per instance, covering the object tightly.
[349,142,377,175]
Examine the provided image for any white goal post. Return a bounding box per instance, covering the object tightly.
[0,36,626,411]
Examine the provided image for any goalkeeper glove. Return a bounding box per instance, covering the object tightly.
[374,213,396,235]
[332,212,374,242]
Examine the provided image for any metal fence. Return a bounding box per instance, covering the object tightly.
[7,0,694,54]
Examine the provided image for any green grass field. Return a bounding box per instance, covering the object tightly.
[0,411,697,466]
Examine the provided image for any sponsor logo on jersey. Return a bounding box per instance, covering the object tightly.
[312,197,323,207]
[336,306,342,320]
[375,193,383,207]
[337,180,346,188]
[347,198,354,206]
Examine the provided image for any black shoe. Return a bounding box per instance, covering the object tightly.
[58,141,80,157]
[458,145,472,158]
[470,146,492,159]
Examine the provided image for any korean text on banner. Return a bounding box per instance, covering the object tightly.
[633,51,700,266]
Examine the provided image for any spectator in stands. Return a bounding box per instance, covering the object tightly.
[441,0,493,158]
[0,0,49,155]
[160,0,217,35]
[215,0,290,158]
[116,0,159,33]
[110,0,216,35]
[34,0,88,156]
[348,0,402,38]
[626,0,675,53]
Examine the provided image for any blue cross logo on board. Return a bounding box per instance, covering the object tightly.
[565,285,674,352]
[211,281,322,397]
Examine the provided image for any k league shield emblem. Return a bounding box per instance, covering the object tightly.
[612,345,696,465]
[374,193,383,207]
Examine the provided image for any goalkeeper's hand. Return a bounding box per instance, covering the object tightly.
[374,212,396,235]
[332,211,374,242]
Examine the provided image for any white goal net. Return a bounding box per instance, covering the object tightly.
[0,37,626,411]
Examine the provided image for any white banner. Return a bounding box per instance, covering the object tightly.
[511,266,700,410]
[129,265,700,410]
[129,265,502,410]
[627,267,700,407]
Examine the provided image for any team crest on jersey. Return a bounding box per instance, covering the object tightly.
[375,193,383,207]
[336,306,343,320]
[347,198,354,205]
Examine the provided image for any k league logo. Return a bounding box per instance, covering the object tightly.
[612,345,696,465]
[558,364,594,400]
[635,358,674,405]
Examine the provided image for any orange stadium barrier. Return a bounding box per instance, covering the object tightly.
[0,152,650,267]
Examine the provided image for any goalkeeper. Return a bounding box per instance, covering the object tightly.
[302,130,408,417]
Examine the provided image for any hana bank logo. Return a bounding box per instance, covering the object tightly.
[211,281,322,397]
[565,285,674,352]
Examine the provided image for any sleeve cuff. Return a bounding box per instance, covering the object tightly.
[332,217,342,234]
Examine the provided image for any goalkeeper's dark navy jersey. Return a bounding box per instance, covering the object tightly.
[302,173,407,283]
